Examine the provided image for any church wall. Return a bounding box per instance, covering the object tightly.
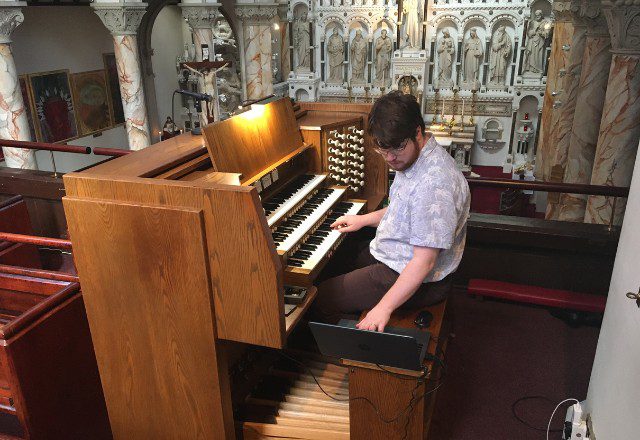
[12,6,128,172]
[150,5,191,134]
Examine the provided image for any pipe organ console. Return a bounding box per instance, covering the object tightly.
[62,98,442,439]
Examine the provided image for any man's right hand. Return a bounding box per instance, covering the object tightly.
[330,215,365,233]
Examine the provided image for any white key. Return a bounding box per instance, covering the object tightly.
[276,188,346,254]
[296,201,365,270]
[266,174,327,227]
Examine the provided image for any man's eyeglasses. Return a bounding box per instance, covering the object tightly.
[373,138,411,157]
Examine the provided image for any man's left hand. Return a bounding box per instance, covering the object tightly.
[356,305,392,332]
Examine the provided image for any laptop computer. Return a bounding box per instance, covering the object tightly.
[309,319,430,371]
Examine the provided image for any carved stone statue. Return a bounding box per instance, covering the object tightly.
[327,27,344,83]
[523,10,552,75]
[293,10,311,70]
[489,26,512,86]
[374,29,392,87]
[462,28,483,89]
[350,30,367,84]
[437,30,455,88]
[402,0,423,49]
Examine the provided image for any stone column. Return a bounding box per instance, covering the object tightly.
[535,1,574,182]
[557,2,612,222]
[0,2,35,169]
[277,2,290,80]
[235,4,277,100]
[94,2,151,150]
[546,0,590,219]
[585,1,640,225]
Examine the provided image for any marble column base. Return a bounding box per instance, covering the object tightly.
[585,54,640,225]
[0,44,36,169]
[113,35,150,150]
[557,35,612,222]
[245,25,273,100]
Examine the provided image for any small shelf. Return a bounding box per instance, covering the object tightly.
[285,286,318,337]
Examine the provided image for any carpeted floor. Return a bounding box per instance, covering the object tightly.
[428,291,601,440]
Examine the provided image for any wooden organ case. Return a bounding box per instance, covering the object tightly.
[63,98,397,439]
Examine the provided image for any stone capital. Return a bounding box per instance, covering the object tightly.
[235,3,278,24]
[93,3,147,36]
[602,2,640,54]
[553,0,575,22]
[179,3,221,29]
[0,2,26,44]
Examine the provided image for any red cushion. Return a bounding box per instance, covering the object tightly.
[468,279,606,313]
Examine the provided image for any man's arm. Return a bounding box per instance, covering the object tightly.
[356,246,439,332]
[330,207,387,233]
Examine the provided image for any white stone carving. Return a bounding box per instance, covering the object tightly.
[522,9,552,75]
[93,4,147,36]
[462,28,483,89]
[401,0,423,49]
[489,26,512,86]
[0,4,24,44]
[234,4,278,24]
[293,8,311,70]
[180,4,220,30]
[327,27,344,84]
[349,29,367,84]
[374,29,392,87]
[436,30,455,88]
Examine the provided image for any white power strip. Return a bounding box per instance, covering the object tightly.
[563,402,590,440]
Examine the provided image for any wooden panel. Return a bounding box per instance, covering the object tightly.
[6,294,111,440]
[63,175,284,348]
[85,133,207,178]
[298,102,388,211]
[202,98,304,180]
[349,364,425,440]
[63,200,235,439]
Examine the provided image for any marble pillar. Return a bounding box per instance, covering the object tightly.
[236,4,277,100]
[536,1,575,182]
[584,3,640,225]
[278,5,290,80]
[557,8,612,222]
[0,4,35,169]
[546,1,589,219]
[94,3,150,150]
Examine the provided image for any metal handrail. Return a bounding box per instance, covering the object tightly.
[0,139,90,155]
[92,147,131,157]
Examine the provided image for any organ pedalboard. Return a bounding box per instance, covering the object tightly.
[326,125,365,196]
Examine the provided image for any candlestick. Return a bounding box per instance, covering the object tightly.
[461,98,465,126]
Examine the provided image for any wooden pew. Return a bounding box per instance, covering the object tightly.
[0,263,110,439]
[0,197,40,269]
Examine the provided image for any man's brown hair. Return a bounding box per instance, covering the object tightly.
[367,91,425,150]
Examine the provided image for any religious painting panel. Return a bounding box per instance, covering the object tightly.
[28,70,79,143]
[71,70,112,136]
[103,53,125,125]
[18,75,37,142]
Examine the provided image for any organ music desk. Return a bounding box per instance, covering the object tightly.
[63,98,444,439]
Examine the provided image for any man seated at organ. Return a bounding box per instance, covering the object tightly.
[314,91,471,332]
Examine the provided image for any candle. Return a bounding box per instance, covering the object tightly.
[441,98,445,117]
[461,98,465,124]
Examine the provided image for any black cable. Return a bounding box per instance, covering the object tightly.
[171,91,177,136]
[512,395,563,433]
